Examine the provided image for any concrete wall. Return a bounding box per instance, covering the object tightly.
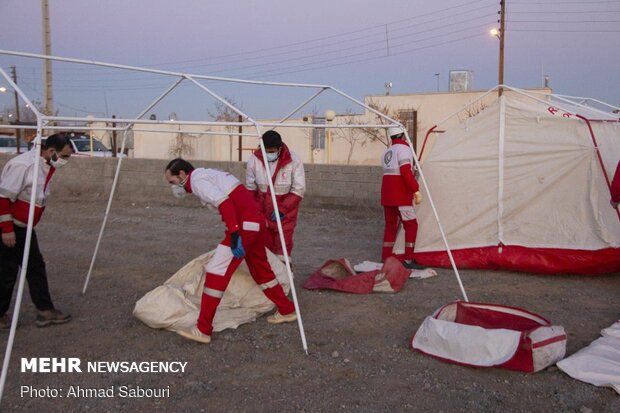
[0,154,383,210]
[128,88,551,166]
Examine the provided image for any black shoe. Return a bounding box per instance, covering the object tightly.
[36,309,72,327]
[403,260,425,270]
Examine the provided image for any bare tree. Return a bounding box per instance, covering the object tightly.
[168,132,198,158]
[361,98,393,148]
[332,110,368,164]
[361,98,424,151]
[459,101,488,122]
[209,97,242,161]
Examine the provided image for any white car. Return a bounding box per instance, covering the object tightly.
[68,136,125,157]
[0,135,29,154]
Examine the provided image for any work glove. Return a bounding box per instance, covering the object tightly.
[414,191,423,205]
[270,211,285,221]
[230,231,245,259]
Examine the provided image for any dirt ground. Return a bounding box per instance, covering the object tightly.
[0,198,619,412]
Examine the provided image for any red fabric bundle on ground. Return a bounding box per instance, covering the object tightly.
[303,257,410,294]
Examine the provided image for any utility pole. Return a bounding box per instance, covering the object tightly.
[10,66,22,154]
[42,0,53,116]
[498,0,506,96]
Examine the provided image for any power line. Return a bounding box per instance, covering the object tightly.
[10,78,107,115]
[24,26,489,89]
[11,8,496,87]
[208,16,495,77]
[224,24,489,78]
[236,32,487,80]
[145,0,495,67]
[41,10,495,81]
[171,7,495,72]
[246,33,487,80]
[10,0,496,78]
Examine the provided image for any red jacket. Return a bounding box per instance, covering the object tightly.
[380,139,419,206]
[185,168,262,236]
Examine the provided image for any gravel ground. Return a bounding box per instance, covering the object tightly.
[0,198,619,412]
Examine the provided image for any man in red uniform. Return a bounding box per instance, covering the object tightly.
[164,158,297,344]
[246,131,305,263]
[611,160,620,209]
[380,127,423,269]
[0,133,73,329]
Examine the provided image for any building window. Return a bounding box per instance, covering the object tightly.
[399,109,417,152]
[312,116,326,149]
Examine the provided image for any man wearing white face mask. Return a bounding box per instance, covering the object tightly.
[246,131,305,263]
[0,133,73,329]
[164,158,297,344]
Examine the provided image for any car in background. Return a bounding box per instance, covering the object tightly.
[0,135,29,154]
[68,136,125,157]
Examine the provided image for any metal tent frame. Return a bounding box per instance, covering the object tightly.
[0,49,468,404]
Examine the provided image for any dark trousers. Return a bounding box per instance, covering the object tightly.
[0,227,54,315]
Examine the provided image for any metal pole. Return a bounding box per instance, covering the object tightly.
[0,50,330,89]
[36,114,254,128]
[325,88,468,300]
[253,124,309,355]
[184,75,254,121]
[82,78,185,294]
[272,88,327,130]
[403,127,469,302]
[0,120,44,406]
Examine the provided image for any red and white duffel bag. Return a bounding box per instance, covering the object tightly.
[411,301,567,373]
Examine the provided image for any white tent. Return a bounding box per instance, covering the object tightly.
[415,86,620,274]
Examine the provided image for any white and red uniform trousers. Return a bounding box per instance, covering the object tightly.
[185,168,295,335]
[380,138,420,261]
[246,144,305,260]
[0,149,57,316]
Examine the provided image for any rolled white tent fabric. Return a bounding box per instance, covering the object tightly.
[133,249,290,333]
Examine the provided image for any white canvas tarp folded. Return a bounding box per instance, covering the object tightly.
[557,320,620,394]
[133,249,290,332]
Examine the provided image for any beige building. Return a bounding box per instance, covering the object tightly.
[127,87,551,165]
